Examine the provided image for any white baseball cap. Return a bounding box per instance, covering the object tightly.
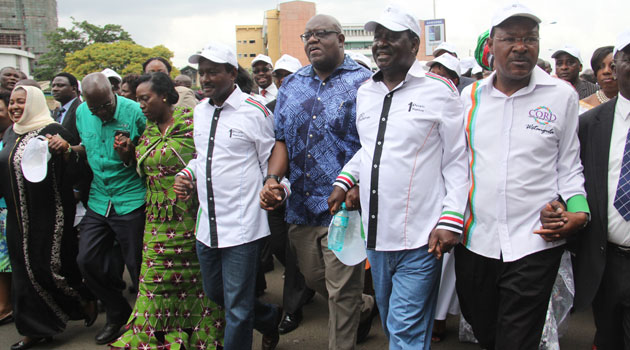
[273,54,302,73]
[433,42,458,57]
[347,52,372,69]
[427,53,461,77]
[491,2,541,32]
[331,210,367,266]
[614,29,630,57]
[21,136,51,183]
[365,4,422,39]
[101,68,122,83]
[251,54,273,68]
[189,42,238,69]
[552,45,583,65]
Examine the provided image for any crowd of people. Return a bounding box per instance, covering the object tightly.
[0,2,629,350]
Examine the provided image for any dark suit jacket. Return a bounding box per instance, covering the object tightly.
[52,97,82,145]
[572,97,617,310]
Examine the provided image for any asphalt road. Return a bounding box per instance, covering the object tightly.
[0,263,595,349]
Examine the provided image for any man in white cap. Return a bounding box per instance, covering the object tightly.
[173,42,283,350]
[432,42,475,92]
[552,45,599,99]
[261,13,375,349]
[327,4,467,349]
[455,3,589,349]
[543,29,630,350]
[251,54,277,104]
[427,52,461,88]
[101,68,122,95]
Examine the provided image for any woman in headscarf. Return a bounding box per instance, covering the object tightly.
[0,86,96,350]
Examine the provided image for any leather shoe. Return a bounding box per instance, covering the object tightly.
[278,309,302,334]
[95,323,125,345]
[262,305,282,350]
[10,337,52,350]
[83,300,98,327]
[0,311,14,326]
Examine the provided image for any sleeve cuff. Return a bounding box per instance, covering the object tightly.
[176,167,195,181]
[566,194,590,214]
[435,210,464,234]
[333,171,358,192]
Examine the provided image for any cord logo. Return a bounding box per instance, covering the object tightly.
[528,106,556,125]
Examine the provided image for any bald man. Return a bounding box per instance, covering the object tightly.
[50,72,147,344]
[0,67,20,94]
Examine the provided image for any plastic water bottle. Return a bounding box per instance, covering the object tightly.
[328,203,349,252]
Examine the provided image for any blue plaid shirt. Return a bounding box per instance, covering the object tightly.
[275,55,371,226]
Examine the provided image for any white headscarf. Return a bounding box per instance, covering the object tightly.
[10,85,55,135]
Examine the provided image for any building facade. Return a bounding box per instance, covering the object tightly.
[0,0,58,57]
[236,25,265,67]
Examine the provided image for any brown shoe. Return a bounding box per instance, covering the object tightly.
[261,305,282,350]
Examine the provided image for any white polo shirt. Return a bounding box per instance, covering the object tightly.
[460,66,588,262]
[334,60,469,251]
[178,87,280,248]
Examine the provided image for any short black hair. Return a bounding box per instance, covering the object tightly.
[142,57,172,74]
[0,91,10,107]
[136,72,179,105]
[52,72,79,90]
[590,46,614,75]
[122,74,141,94]
[235,64,254,94]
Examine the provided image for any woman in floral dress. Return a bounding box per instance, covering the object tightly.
[111,72,224,350]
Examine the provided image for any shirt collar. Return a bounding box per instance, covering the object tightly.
[484,65,557,97]
[371,59,427,83]
[62,97,77,111]
[617,93,630,121]
[259,83,277,94]
[210,85,242,110]
[296,54,365,79]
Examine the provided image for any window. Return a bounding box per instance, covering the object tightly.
[249,53,256,57]
[249,40,256,44]
[0,34,22,46]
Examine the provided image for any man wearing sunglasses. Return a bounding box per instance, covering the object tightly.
[252,54,277,104]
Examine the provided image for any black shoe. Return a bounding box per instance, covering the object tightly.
[94,323,125,345]
[0,311,14,326]
[83,300,98,327]
[357,298,378,344]
[278,309,303,334]
[10,337,52,350]
[262,305,282,350]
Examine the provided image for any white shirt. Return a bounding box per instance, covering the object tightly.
[335,61,469,251]
[256,83,278,104]
[180,87,277,248]
[607,94,630,246]
[460,67,586,262]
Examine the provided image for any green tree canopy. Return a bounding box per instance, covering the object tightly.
[34,19,133,80]
[64,41,179,80]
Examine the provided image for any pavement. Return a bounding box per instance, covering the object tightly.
[0,263,595,349]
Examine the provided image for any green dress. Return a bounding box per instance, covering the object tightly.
[111,108,224,350]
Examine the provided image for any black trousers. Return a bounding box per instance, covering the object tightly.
[77,205,144,325]
[592,243,630,350]
[257,204,313,314]
[455,244,563,350]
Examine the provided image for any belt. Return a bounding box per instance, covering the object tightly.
[608,242,630,258]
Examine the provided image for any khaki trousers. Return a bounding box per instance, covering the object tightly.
[289,224,373,350]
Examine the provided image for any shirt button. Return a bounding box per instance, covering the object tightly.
[309,134,313,138]
[387,94,391,98]
[214,117,218,120]
[322,82,326,86]
[210,137,214,141]
[373,164,378,168]
[317,97,321,101]
[208,157,211,160]
[312,115,317,120]
[305,192,310,196]
[372,190,376,194]
[307,154,312,158]
[306,173,310,178]
[381,118,386,122]
[377,141,382,145]
[207,178,210,181]
[209,197,213,201]
[371,215,376,219]
[210,217,215,221]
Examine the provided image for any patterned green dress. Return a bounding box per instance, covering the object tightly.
[111,108,224,350]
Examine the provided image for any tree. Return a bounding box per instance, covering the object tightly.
[33,18,133,80]
[64,41,180,80]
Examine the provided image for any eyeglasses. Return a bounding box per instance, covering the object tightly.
[88,99,114,114]
[494,36,540,46]
[253,67,271,74]
[300,30,340,43]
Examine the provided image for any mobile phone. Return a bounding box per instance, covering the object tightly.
[114,130,130,138]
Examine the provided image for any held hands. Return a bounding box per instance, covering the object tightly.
[113,134,135,165]
[428,228,459,260]
[327,186,360,215]
[259,179,285,211]
[173,175,195,201]
[45,134,70,156]
[534,200,588,242]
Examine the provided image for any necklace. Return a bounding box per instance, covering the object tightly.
[596,89,610,104]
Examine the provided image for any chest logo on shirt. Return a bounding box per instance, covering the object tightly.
[357,113,371,122]
[408,102,425,113]
[528,106,557,125]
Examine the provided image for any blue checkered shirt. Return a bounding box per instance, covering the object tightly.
[275,55,371,226]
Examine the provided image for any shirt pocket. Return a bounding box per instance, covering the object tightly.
[227,128,252,152]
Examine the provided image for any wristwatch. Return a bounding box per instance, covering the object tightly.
[66,144,72,154]
[263,174,281,185]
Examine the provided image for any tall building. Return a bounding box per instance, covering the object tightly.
[343,25,375,68]
[0,0,58,57]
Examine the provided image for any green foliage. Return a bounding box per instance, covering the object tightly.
[33,18,133,80]
[64,41,179,80]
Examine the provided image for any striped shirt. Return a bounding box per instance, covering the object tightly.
[334,60,469,251]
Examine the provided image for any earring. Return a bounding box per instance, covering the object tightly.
[162,98,167,102]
